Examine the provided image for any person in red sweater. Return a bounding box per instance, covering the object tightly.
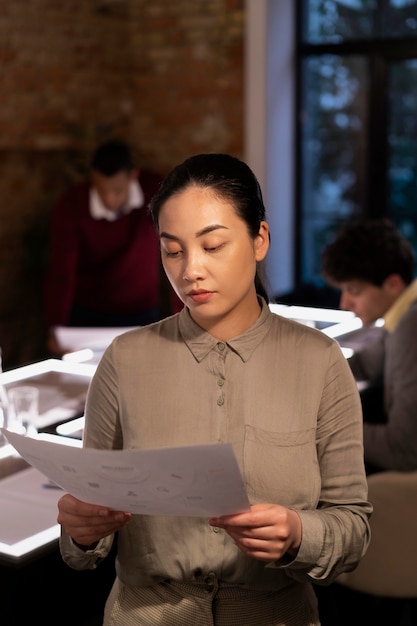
[43,139,182,356]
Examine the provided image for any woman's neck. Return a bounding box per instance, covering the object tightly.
[191,296,262,341]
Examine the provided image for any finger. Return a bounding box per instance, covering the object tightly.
[61,515,130,545]
[57,510,130,530]
[58,495,130,520]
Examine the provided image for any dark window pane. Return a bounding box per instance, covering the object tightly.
[388,58,417,218]
[301,0,377,44]
[300,54,368,284]
[388,57,417,262]
[297,0,417,288]
[300,217,346,286]
[382,1,417,38]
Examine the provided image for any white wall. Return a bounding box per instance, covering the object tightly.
[245,0,295,297]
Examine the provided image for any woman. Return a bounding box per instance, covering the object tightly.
[57,153,372,626]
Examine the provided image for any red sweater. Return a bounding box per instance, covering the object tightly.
[43,169,181,328]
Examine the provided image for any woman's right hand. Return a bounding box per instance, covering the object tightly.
[57,493,131,547]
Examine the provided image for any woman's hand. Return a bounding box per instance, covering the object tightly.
[209,503,302,562]
[57,493,131,547]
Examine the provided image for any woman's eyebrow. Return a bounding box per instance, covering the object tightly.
[159,224,228,241]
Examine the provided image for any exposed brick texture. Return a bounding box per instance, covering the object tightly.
[0,0,244,367]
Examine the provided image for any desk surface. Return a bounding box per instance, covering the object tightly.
[0,359,94,566]
[0,464,63,565]
[1,359,95,431]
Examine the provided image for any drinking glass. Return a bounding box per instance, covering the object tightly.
[8,385,39,436]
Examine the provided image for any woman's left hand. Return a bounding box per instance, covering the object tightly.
[209,503,302,562]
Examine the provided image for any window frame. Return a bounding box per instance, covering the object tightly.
[295,0,417,286]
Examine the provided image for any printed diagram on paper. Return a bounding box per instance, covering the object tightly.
[3,430,250,517]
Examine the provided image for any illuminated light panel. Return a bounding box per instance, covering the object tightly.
[56,416,85,437]
[0,525,60,559]
[321,317,363,339]
[0,462,81,561]
[0,435,82,558]
[35,432,83,447]
[0,358,97,385]
[0,363,90,562]
[55,325,137,351]
[0,443,17,460]
[269,304,355,324]
[62,348,95,363]
[340,347,354,359]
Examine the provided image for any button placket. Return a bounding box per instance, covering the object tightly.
[216,343,226,407]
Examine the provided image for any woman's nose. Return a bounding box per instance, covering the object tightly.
[182,253,204,281]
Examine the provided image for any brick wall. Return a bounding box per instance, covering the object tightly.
[0,0,245,368]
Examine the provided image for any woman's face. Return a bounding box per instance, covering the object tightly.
[158,185,269,338]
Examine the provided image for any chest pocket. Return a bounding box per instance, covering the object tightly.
[242,424,320,509]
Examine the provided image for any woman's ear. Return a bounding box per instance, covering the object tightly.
[255,221,270,262]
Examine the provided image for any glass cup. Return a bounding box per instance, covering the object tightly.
[8,385,39,436]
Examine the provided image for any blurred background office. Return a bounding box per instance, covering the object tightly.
[1,0,417,370]
[1,2,417,625]
[0,0,246,368]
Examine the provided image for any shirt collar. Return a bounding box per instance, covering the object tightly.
[89,179,145,221]
[178,298,273,363]
[383,278,417,332]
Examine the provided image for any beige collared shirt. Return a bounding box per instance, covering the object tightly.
[383,278,417,332]
[60,300,371,605]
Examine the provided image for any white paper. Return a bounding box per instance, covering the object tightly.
[2,430,250,517]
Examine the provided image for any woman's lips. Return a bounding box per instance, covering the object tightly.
[187,290,213,303]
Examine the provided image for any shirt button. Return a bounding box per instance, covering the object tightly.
[204,571,216,592]
[212,526,220,533]
[217,342,226,351]
[217,396,224,406]
[217,379,224,387]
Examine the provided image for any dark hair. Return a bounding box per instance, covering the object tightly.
[321,218,415,287]
[149,153,270,302]
[90,139,134,176]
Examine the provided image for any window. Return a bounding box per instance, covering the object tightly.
[297,0,417,286]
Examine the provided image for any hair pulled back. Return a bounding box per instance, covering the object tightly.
[149,153,270,302]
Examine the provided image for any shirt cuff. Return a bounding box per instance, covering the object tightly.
[59,530,114,570]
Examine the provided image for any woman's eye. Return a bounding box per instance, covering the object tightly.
[205,244,223,253]
[165,250,181,258]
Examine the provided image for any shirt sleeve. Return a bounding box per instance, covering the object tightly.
[59,528,115,570]
[279,341,372,584]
